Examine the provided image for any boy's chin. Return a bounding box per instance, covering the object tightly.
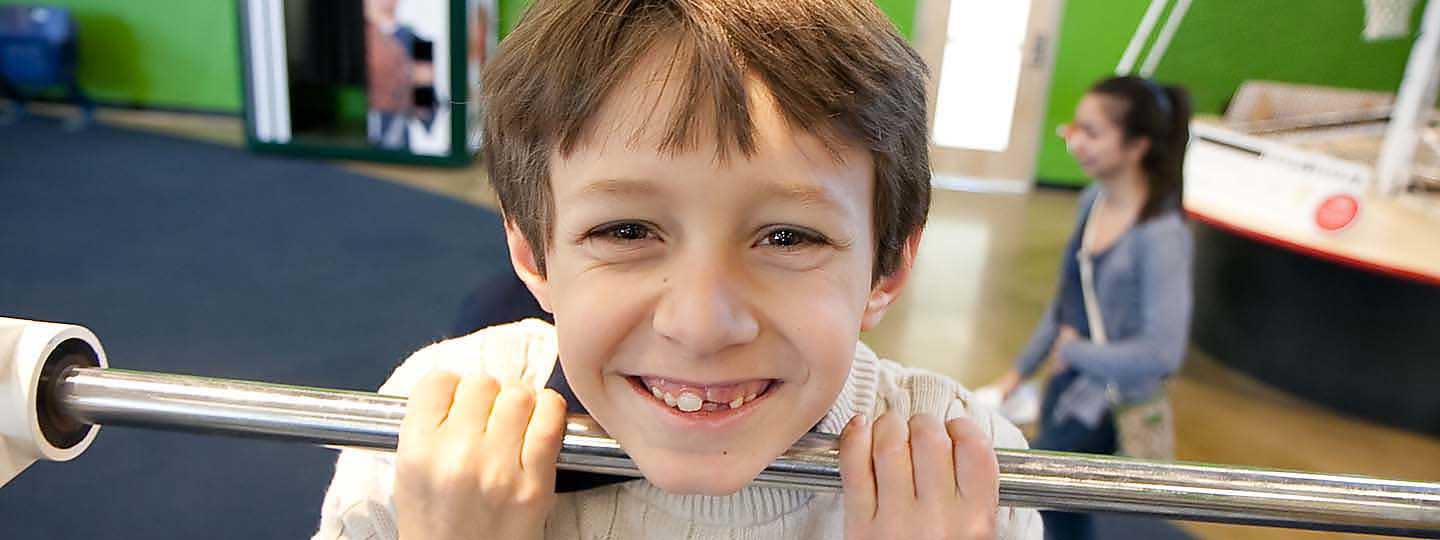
[632,451,771,496]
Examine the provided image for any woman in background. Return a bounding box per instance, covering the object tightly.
[990,76,1194,540]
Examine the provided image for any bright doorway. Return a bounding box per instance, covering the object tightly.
[915,0,1065,193]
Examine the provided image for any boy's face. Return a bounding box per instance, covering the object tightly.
[507,48,915,495]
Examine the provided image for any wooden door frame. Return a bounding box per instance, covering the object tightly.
[913,0,1066,193]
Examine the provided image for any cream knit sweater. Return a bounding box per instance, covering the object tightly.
[313,320,1042,539]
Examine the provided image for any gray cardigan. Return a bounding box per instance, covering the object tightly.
[1015,185,1194,427]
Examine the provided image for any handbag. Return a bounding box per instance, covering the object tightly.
[1078,194,1175,461]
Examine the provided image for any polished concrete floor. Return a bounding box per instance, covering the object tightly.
[63,106,1440,539]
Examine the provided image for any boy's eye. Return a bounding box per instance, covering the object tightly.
[757,227,825,249]
[588,222,657,243]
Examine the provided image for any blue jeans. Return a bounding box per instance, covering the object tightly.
[1033,369,1117,540]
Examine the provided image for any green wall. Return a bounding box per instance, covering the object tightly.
[1,0,913,114]
[0,0,242,111]
[1038,0,1421,185]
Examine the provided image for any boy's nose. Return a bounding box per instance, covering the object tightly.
[652,263,760,357]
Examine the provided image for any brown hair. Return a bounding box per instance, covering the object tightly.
[1089,76,1192,221]
[482,0,931,278]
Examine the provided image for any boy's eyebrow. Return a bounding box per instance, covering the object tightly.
[760,183,848,213]
[578,178,664,198]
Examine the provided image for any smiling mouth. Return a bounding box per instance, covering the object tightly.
[626,376,777,413]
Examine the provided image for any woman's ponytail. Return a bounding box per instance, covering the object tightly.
[1090,77,1193,221]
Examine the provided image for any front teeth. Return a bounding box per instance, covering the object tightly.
[646,384,755,412]
[676,392,703,412]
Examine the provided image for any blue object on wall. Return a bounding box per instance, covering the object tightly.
[0,5,92,125]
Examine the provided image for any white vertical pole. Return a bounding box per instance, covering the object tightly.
[1116,0,1170,75]
[244,0,273,142]
[1377,0,1440,194]
[263,0,292,143]
[1139,0,1193,77]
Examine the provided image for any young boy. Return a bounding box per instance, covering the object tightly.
[314,0,1042,538]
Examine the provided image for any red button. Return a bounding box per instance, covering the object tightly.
[1315,194,1360,231]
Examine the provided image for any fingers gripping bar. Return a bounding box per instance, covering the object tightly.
[2,318,1438,537]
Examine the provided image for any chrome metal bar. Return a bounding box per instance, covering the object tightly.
[53,367,1440,538]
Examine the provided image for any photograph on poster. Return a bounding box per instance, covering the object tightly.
[244,0,488,160]
[363,0,449,155]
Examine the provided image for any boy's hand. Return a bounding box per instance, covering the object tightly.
[840,412,999,540]
[394,370,568,540]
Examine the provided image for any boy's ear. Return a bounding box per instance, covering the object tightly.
[860,229,922,331]
[504,219,554,313]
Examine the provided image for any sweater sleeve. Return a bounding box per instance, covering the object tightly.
[311,319,559,540]
[1014,296,1060,378]
[1015,188,1096,378]
[1059,219,1193,384]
